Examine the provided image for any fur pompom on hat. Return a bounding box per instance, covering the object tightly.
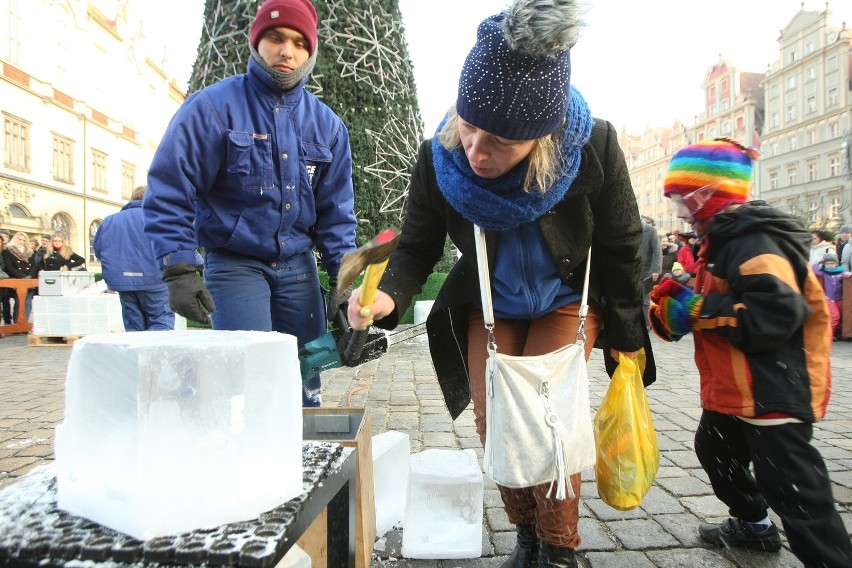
[456,0,583,140]
[663,138,759,222]
[249,0,318,54]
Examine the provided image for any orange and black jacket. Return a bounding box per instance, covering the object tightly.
[692,201,832,423]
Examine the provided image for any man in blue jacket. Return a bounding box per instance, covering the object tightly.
[94,186,174,331]
[142,0,357,406]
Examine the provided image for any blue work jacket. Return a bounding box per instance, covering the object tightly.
[93,200,166,292]
[143,57,356,276]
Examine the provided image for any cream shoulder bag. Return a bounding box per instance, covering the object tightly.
[475,225,596,500]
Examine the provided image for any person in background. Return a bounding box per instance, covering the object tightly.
[142,0,356,407]
[0,232,36,319]
[44,234,85,272]
[809,229,835,265]
[639,216,661,330]
[838,224,852,271]
[660,234,678,275]
[93,186,175,331]
[812,252,851,341]
[675,232,697,275]
[0,230,12,324]
[650,137,851,567]
[665,261,690,284]
[31,235,51,278]
[346,1,654,565]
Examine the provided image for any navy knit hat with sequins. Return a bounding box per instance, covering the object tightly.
[456,0,583,140]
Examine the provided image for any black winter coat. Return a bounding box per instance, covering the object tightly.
[376,120,656,419]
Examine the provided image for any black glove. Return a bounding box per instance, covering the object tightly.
[162,263,216,324]
[326,276,352,322]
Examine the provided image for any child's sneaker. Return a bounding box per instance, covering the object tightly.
[699,518,782,552]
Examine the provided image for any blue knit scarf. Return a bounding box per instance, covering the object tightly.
[432,87,593,231]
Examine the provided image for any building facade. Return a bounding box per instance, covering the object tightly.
[1,0,185,267]
[758,7,851,230]
[624,3,850,235]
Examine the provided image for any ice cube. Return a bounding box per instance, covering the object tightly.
[55,330,303,540]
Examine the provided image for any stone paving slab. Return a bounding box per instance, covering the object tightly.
[1,331,852,566]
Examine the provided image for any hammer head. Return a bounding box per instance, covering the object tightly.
[337,227,401,292]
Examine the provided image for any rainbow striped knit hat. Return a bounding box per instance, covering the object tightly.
[663,138,759,222]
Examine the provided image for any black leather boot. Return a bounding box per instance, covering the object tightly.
[539,541,577,567]
[501,523,538,567]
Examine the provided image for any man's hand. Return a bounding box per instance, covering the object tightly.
[648,276,703,342]
[326,276,352,322]
[162,263,216,324]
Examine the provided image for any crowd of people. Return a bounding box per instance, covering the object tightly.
[647,220,852,342]
[0,230,86,326]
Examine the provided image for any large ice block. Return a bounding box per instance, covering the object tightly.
[371,430,409,537]
[401,449,483,559]
[55,330,303,540]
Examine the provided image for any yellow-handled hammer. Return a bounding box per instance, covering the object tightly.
[336,227,401,365]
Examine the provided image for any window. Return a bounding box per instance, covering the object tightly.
[788,135,797,151]
[787,167,798,185]
[645,192,651,206]
[88,220,101,262]
[827,88,838,106]
[806,96,816,114]
[770,172,779,189]
[92,150,108,193]
[51,212,71,239]
[830,197,841,219]
[828,122,840,138]
[771,112,779,127]
[829,156,841,176]
[808,201,818,224]
[807,130,816,145]
[787,104,796,121]
[789,50,797,63]
[771,142,779,156]
[807,161,818,181]
[721,121,732,135]
[3,113,30,172]
[807,67,816,80]
[805,41,815,54]
[787,76,796,90]
[657,167,662,179]
[52,134,73,183]
[121,161,136,200]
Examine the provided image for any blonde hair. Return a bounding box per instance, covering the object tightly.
[8,231,32,260]
[52,234,72,260]
[437,107,561,193]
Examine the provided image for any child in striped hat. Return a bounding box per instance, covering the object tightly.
[649,137,851,566]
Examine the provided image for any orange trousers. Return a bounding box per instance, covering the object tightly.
[467,302,602,548]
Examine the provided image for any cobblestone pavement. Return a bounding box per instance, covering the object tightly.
[1,330,851,567]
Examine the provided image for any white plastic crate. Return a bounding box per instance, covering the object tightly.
[38,271,96,296]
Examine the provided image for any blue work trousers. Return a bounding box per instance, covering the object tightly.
[204,249,326,407]
[118,289,175,331]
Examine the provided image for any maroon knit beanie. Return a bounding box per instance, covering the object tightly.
[249,0,318,54]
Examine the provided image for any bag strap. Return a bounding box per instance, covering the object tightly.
[474,224,592,350]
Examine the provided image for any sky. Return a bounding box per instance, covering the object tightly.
[143,0,845,135]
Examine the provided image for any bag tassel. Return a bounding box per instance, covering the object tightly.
[546,429,572,500]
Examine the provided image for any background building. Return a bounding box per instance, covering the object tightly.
[621,3,850,235]
[1,0,185,268]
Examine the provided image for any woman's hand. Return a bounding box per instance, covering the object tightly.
[346,288,395,330]
[610,348,638,361]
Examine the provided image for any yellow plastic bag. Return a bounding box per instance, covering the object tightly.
[593,350,659,510]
